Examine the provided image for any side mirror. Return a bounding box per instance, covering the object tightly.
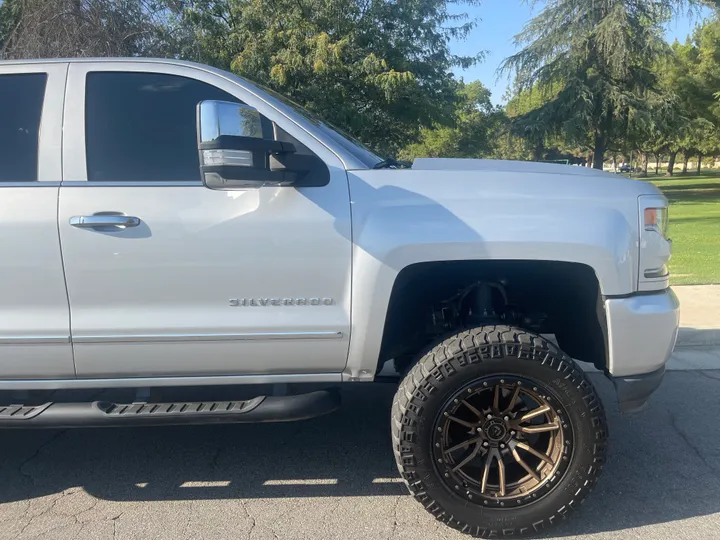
[197,100,298,189]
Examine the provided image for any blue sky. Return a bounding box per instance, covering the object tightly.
[449,1,714,105]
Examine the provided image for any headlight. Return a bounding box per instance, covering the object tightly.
[638,196,671,289]
[644,207,668,238]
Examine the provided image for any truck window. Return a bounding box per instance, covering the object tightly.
[85,72,241,182]
[0,73,47,182]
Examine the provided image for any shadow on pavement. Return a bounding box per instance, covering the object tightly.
[1,372,719,537]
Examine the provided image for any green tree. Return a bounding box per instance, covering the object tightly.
[171,0,484,154]
[399,81,504,160]
[504,81,582,162]
[490,125,536,161]
[500,0,713,170]
[640,19,720,176]
[684,18,720,171]
[0,0,24,53]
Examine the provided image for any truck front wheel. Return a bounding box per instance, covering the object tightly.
[391,325,608,537]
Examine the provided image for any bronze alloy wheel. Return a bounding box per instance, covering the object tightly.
[431,375,573,508]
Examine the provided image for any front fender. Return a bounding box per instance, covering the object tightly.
[343,170,639,380]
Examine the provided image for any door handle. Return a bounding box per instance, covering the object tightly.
[70,215,141,229]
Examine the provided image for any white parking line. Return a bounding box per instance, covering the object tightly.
[263,479,339,486]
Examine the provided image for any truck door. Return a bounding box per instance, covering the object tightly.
[58,61,352,380]
[0,63,74,380]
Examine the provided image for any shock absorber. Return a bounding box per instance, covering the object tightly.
[467,281,509,325]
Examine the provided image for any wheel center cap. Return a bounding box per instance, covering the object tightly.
[483,418,507,442]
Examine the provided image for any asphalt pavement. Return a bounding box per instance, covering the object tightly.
[1,368,720,540]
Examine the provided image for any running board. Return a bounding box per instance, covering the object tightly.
[0,390,340,428]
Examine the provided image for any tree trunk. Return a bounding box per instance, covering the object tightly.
[697,154,703,174]
[612,154,617,172]
[654,153,660,175]
[682,155,689,174]
[586,152,593,167]
[638,152,648,177]
[532,139,544,162]
[666,151,677,176]
[592,132,605,170]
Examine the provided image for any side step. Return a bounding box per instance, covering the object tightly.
[0,390,340,428]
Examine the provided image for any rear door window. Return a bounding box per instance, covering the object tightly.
[0,73,47,182]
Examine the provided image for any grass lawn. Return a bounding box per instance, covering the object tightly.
[643,172,720,285]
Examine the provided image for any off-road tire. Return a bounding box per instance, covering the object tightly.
[391,325,608,537]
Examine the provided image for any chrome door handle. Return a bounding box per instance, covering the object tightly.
[69,215,141,229]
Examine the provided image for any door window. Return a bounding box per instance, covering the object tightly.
[85,72,241,182]
[0,73,47,182]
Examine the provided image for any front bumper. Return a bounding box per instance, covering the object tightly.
[605,288,680,412]
[611,366,666,413]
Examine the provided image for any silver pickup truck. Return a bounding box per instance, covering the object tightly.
[0,58,679,537]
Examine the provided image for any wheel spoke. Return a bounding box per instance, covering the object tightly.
[479,448,506,497]
[520,404,551,422]
[447,415,476,429]
[497,452,506,496]
[511,448,541,482]
[516,442,555,466]
[480,448,498,494]
[520,422,560,434]
[444,436,483,455]
[492,384,501,412]
[504,386,521,414]
[462,400,484,418]
[480,451,491,493]
[452,443,481,472]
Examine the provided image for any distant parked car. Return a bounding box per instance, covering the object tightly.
[619,163,633,173]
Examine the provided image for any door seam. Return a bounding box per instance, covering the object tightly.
[57,63,77,377]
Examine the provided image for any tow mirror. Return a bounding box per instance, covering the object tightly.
[197,100,298,189]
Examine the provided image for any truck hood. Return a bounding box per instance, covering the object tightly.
[413,158,612,179]
[406,157,663,199]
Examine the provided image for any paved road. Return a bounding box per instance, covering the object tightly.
[1,369,720,540]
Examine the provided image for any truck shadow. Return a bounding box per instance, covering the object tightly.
[1,373,719,536]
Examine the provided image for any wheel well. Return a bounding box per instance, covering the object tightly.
[378,260,607,374]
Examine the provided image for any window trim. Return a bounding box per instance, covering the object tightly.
[62,62,344,184]
[62,181,202,187]
[0,63,67,184]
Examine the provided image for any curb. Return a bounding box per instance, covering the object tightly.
[675,327,720,349]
